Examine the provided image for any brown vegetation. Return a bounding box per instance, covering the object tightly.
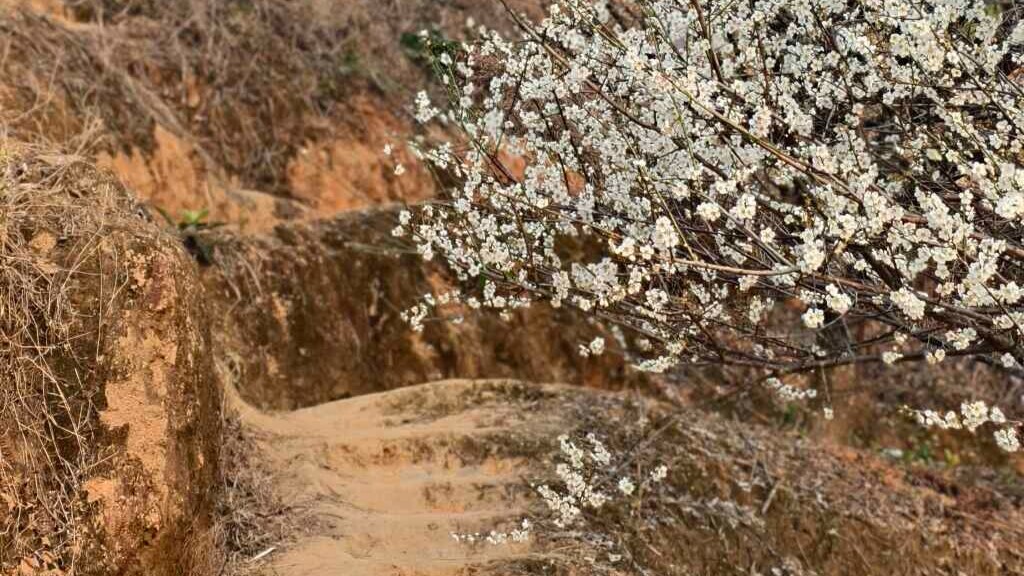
[0,0,549,229]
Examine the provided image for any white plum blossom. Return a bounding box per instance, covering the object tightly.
[652,217,680,251]
[696,202,720,222]
[650,465,668,483]
[890,289,926,321]
[911,400,1021,452]
[961,401,991,432]
[617,477,635,496]
[414,90,439,124]
[994,428,1020,452]
[765,377,817,402]
[921,411,961,430]
[802,308,825,329]
[587,433,612,465]
[825,285,852,315]
[731,194,757,221]
[996,193,1024,220]
[452,518,532,545]
[579,336,606,357]
[882,351,903,365]
[398,0,1024,451]
[946,328,978,351]
[536,433,670,527]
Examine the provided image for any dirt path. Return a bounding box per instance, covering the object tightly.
[229,380,571,575]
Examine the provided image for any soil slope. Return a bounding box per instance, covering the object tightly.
[229,379,569,575]
[4,3,1024,575]
[226,377,1024,576]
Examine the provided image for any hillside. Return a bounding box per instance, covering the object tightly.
[1,2,1023,575]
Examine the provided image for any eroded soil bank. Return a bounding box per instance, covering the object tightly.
[0,0,553,232]
[0,145,219,575]
[202,208,645,411]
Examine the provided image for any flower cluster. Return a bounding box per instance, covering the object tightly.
[398,0,1024,388]
[449,431,669,552]
[764,377,817,402]
[450,518,532,545]
[910,400,1021,452]
[536,433,669,527]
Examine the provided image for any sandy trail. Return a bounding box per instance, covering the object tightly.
[229,380,569,575]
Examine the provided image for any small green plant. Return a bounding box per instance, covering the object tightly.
[155,207,222,265]
[942,448,961,468]
[905,437,935,465]
[780,404,799,427]
[182,208,210,229]
[337,49,361,76]
[400,29,461,66]
[893,434,961,467]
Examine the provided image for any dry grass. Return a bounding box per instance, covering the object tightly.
[0,10,142,154]
[212,357,297,575]
[0,141,135,570]
[3,1,380,195]
[0,138,226,574]
[1,0,544,200]
[519,393,1024,575]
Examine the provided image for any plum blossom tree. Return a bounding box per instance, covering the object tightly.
[394,0,1024,451]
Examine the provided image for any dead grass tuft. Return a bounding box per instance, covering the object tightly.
[0,10,149,155]
[212,358,296,575]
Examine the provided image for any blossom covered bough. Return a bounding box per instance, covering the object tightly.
[394,0,1024,452]
[448,432,669,552]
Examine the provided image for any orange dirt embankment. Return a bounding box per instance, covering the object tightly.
[0,1,554,233]
[0,144,220,575]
